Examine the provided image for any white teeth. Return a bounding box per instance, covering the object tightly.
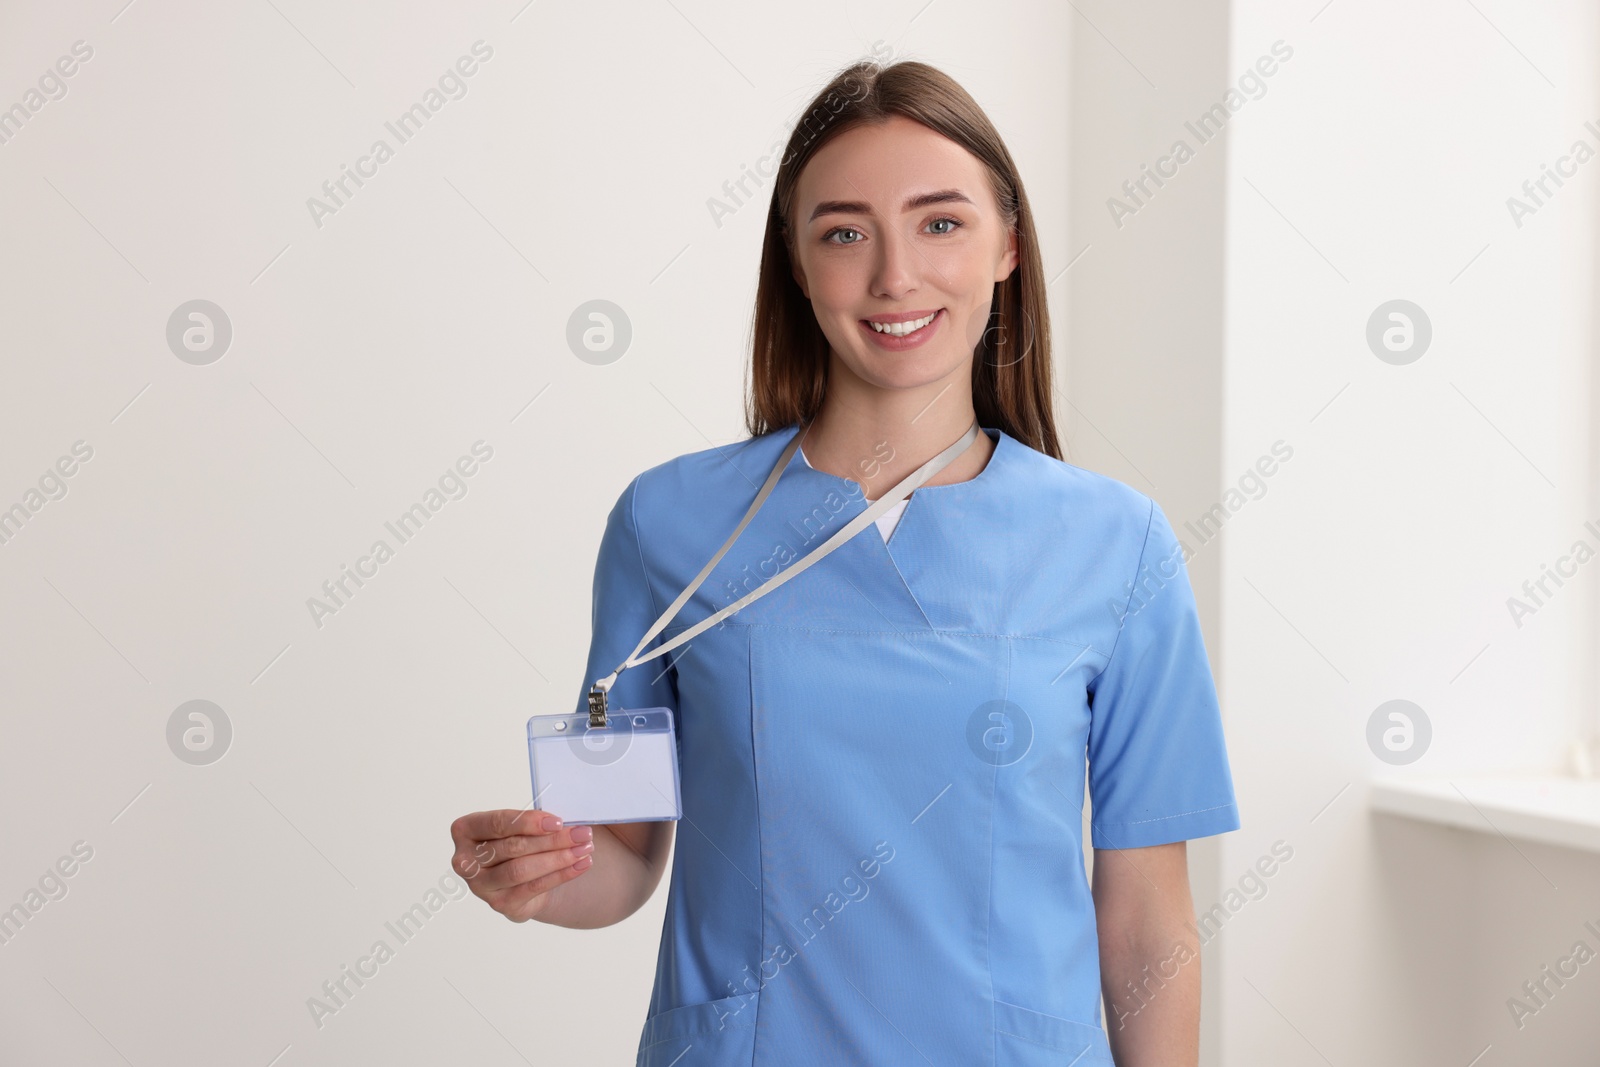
[869,312,937,336]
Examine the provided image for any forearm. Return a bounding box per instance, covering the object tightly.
[1098,913,1201,1065]
[1092,842,1201,1066]
[536,822,670,930]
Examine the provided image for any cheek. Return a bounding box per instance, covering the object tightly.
[960,271,998,342]
[804,254,865,307]
[953,281,997,348]
[962,307,992,352]
[928,249,994,307]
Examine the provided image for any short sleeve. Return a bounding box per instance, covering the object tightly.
[573,475,681,721]
[1085,499,1240,849]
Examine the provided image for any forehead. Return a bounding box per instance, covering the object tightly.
[795,114,990,212]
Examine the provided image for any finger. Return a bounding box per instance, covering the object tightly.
[473,840,594,894]
[491,854,595,921]
[459,825,592,877]
[453,827,582,880]
[452,808,563,848]
[471,838,595,894]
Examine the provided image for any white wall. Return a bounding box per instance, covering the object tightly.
[0,2,1073,1064]
[1220,1,1600,1064]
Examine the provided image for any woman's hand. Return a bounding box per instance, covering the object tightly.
[449,809,594,923]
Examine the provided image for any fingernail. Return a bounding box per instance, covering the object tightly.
[543,815,562,832]
[574,840,594,855]
[572,825,593,843]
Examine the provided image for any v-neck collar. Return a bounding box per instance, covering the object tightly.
[779,422,1007,502]
[778,422,1007,565]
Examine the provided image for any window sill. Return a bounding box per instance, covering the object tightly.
[1368,774,1600,855]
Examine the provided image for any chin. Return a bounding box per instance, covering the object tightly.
[849,353,965,390]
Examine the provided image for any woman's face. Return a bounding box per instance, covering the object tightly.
[789,114,1019,394]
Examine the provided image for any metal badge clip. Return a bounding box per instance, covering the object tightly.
[587,685,608,729]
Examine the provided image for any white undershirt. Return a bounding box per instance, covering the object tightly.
[800,446,908,542]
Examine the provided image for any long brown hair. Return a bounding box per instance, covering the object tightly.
[744,59,1061,460]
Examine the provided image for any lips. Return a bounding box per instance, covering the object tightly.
[864,309,941,337]
[857,308,945,350]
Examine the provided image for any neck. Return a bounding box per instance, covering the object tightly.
[800,357,994,500]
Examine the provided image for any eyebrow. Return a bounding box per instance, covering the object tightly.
[807,189,974,223]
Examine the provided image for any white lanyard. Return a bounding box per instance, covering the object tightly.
[587,419,982,726]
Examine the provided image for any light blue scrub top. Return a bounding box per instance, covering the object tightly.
[575,422,1241,1067]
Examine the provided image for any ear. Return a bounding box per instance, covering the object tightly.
[994,225,1019,282]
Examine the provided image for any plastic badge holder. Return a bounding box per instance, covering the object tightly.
[526,707,682,825]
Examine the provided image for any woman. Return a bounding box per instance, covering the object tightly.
[450,58,1239,1067]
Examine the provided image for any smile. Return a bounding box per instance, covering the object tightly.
[866,311,939,337]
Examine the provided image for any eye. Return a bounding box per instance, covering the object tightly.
[927,216,963,235]
[822,226,864,246]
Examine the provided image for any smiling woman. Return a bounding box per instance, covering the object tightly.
[750,67,1057,477]
[451,56,1240,1067]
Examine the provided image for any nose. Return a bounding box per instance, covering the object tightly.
[871,224,921,300]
